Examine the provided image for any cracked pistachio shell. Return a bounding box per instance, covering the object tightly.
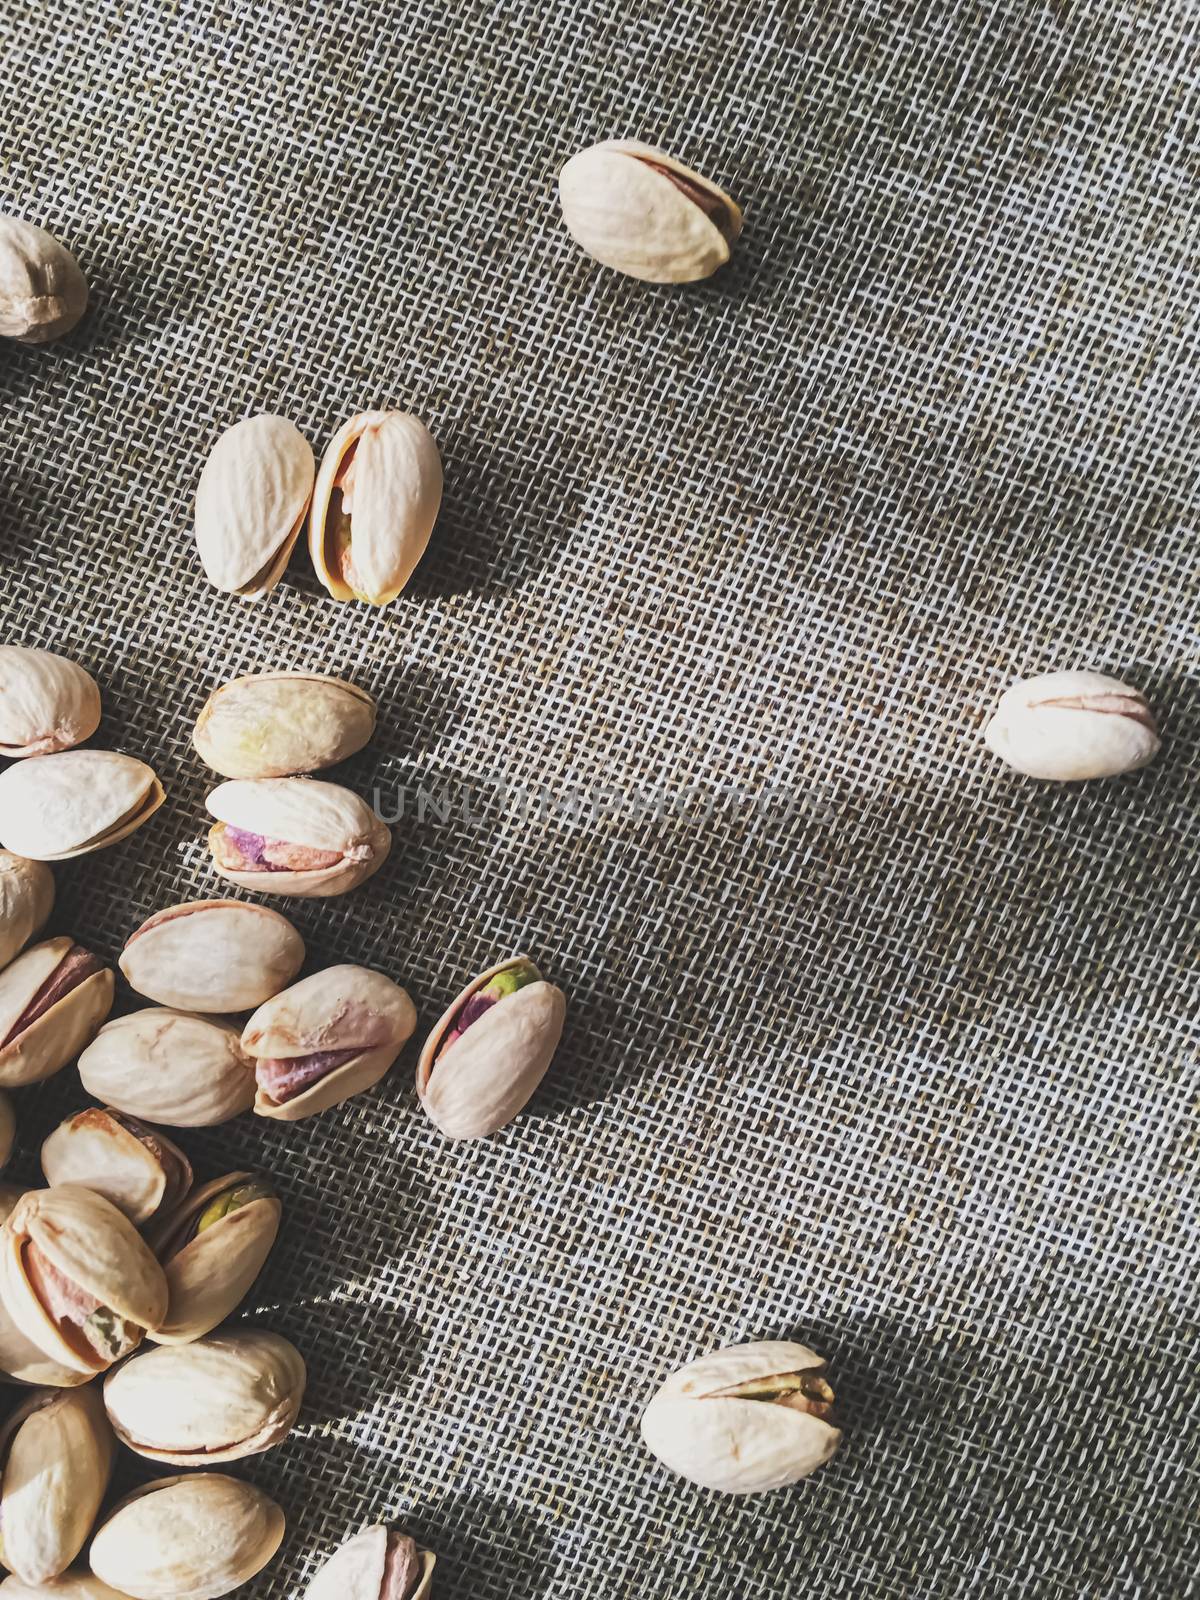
[0,1194,89,1389]
[640,1340,842,1493]
[0,853,54,971]
[0,1574,134,1600]
[147,1173,281,1345]
[0,1386,114,1582]
[0,1187,168,1377]
[0,937,114,1089]
[40,1110,192,1227]
[119,900,305,1013]
[243,964,416,1122]
[78,1010,255,1127]
[194,415,315,600]
[0,647,100,759]
[0,1094,13,1169]
[206,778,391,898]
[90,1474,284,1600]
[558,140,743,283]
[417,955,565,1140]
[304,1527,435,1600]
[103,1329,305,1465]
[309,411,442,606]
[0,218,87,343]
[0,751,164,861]
[984,669,1161,781]
[193,671,377,779]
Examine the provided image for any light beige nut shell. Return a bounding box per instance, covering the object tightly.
[0,1386,114,1582]
[0,937,114,1088]
[119,900,305,1013]
[0,217,88,343]
[78,1010,255,1127]
[193,671,377,779]
[0,852,54,971]
[40,1110,192,1226]
[417,956,566,1140]
[205,778,391,898]
[194,414,315,600]
[0,751,164,861]
[0,647,101,758]
[983,669,1161,781]
[147,1173,281,1345]
[0,1571,134,1600]
[309,411,443,606]
[304,1526,435,1600]
[90,1473,285,1600]
[0,1093,13,1170]
[103,1329,305,1464]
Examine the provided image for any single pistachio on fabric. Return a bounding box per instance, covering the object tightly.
[90,1474,285,1600]
[206,778,391,898]
[983,669,1161,781]
[0,646,101,758]
[119,900,305,1013]
[146,1173,281,1345]
[78,1010,255,1127]
[416,955,565,1140]
[243,964,416,1122]
[0,751,164,861]
[193,671,377,780]
[194,414,315,600]
[0,1386,114,1582]
[0,1187,168,1378]
[640,1339,842,1493]
[40,1109,192,1226]
[304,1526,435,1600]
[0,217,88,343]
[0,852,54,971]
[309,411,442,606]
[0,937,113,1089]
[0,1571,136,1600]
[558,140,743,283]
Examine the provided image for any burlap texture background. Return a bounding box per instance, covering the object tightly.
[1,0,1197,1595]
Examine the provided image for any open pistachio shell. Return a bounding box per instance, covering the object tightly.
[0,1386,114,1582]
[309,411,442,606]
[194,414,315,600]
[147,1173,281,1345]
[304,1526,435,1600]
[78,1010,255,1127]
[40,1110,192,1226]
[0,1572,134,1600]
[193,671,377,779]
[205,778,391,898]
[0,217,88,343]
[0,647,100,759]
[417,955,566,1140]
[0,752,164,861]
[119,900,305,1013]
[0,937,113,1088]
[0,1194,89,1389]
[90,1474,285,1600]
[0,852,54,971]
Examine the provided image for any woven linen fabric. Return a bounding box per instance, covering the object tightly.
[1,0,1197,1595]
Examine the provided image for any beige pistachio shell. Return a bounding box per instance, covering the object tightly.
[205,778,391,898]
[147,1174,281,1345]
[0,752,163,861]
[0,1386,114,1582]
[119,900,305,1013]
[0,852,54,971]
[0,938,114,1089]
[0,1093,13,1170]
[417,956,565,1140]
[194,414,315,600]
[304,1527,435,1600]
[90,1474,284,1600]
[0,647,101,759]
[103,1329,304,1464]
[193,671,377,779]
[0,1571,135,1600]
[78,1010,255,1127]
[0,218,88,343]
[984,669,1161,780]
[0,1303,93,1389]
[640,1340,842,1493]
[40,1110,192,1226]
[309,411,442,606]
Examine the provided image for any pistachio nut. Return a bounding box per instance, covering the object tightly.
[0,852,54,971]
[0,937,113,1088]
[0,1386,114,1582]
[119,900,305,1013]
[309,411,442,606]
[103,1328,305,1464]
[0,647,100,759]
[0,1094,12,1171]
[78,1010,255,1127]
[0,1572,134,1600]
[304,1526,435,1600]
[0,1187,168,1377]
[147,1173,281,1344]
[206,778,391,898]
[640,1339,842,1493]
[0,217,88,343]
[243,964,416,1122]
[193,670,377,780]
[0,751,164,861]
[90,1474,285,1600]
[417,954,565,1140]
[194,414,315,600]
[984,669,1161,781]
[40,1109,192,1226]
[558,140,743,283]
[0,1195,92,1388]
